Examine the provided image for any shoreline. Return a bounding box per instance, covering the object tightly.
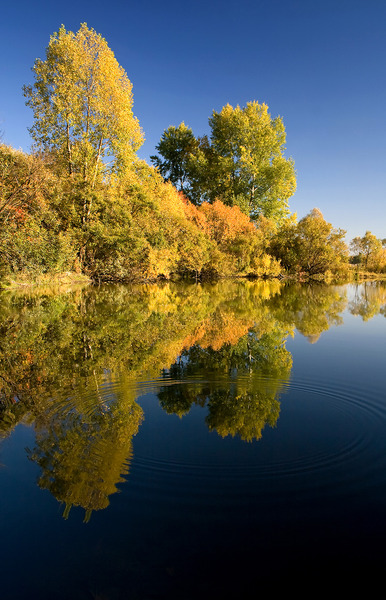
[1,269,385,292]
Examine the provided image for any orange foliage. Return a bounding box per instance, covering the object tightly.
[198,200,256,244]
[0,144,54,227]
[180,312,252,352]
[179,192,208,231]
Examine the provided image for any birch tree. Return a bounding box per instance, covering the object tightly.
[24,23,143,223]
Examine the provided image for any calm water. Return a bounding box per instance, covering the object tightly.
[0,280,385,598]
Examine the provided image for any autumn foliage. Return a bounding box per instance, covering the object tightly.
[0,23,366,286]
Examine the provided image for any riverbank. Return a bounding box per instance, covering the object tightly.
[1,265,385,293]
[0,271,92,292]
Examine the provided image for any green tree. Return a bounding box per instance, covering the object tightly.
[208,102,296,221]
[295,209,348,275]
[150,123,198,195]
[152,102,296,223]
[271,209,349,276]
[191,102,296,222]
[184,134,224,206]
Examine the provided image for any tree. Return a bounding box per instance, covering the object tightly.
[207,102,296,222]
[350,231,382,270]
[271,209,349,276]
[185,134,234,206]
[23,23,143,222]
[152,102,296,223]
[0,144,76,277]
[150,123,198,195]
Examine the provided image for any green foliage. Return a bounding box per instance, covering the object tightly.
[271,209,349,276]
[150,122,198,195]
[206,102,296,222]
[152,102,297,224]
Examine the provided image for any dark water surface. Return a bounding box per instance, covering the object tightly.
[1,280,385,598]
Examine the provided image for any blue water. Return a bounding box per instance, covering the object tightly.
[0,281,385,597]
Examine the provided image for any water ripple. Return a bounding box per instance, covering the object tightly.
[132,374,386,485]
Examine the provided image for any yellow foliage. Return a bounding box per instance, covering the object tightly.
[24,23,143,183]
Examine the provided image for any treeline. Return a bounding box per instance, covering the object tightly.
[0,143,283,281]
[0,24,385,285]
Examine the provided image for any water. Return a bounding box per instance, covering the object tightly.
[0,280,385,597]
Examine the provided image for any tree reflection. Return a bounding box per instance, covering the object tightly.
[349,282,386,321]
[269,283,347,342]
[159,327,292,441]
[0,278,365,516]
[27,375,143,521]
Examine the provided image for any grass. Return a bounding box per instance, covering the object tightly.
[0,271,92,292]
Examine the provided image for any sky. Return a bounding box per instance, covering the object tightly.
[1,0,385,242]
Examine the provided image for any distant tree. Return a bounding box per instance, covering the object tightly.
[350,231,382,269]
[271,209,348,276]
[296,209,348,275]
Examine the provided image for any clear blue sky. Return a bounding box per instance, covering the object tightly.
[1,0,385,242]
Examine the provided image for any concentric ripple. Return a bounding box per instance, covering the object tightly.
[40,369,386,500]
[131,374,386,488]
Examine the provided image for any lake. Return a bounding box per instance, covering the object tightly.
[1,279,386,598]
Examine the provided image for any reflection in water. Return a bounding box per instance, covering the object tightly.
[27,374,143,521]
[269,283,348,343]
[349,281,386,321]
[1,279,384,517]
[159,327,292,441]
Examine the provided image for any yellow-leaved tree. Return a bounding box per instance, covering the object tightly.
[23,23,144,223]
